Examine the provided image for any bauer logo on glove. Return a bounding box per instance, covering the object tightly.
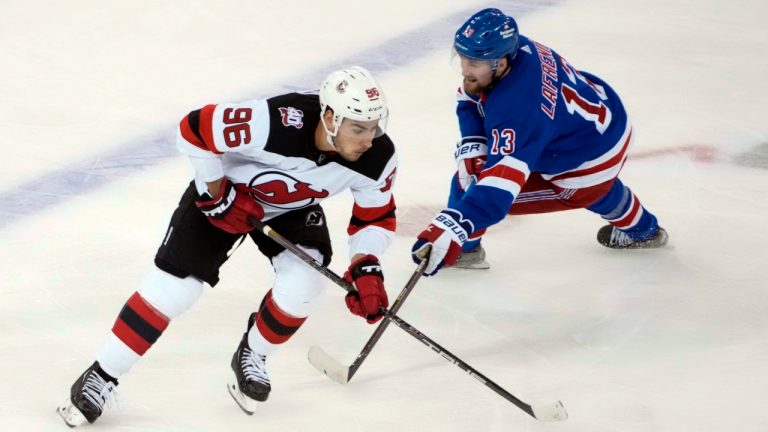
[411,209,474,276]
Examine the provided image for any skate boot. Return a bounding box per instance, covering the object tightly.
[227,332,271,415]
[449,245,490,269]
[57,361,119,427]
[597,225,669,249]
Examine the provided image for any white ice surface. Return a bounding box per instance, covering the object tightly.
[1,0,767,431]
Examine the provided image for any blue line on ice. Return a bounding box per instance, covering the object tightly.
[0,1,558,230]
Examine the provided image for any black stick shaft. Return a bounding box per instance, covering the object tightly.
[387,313,536,418]
[248,216,540,419]
[249,217,353,292]
[346,260,426,381]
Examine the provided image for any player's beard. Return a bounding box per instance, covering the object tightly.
[463,76,488,95]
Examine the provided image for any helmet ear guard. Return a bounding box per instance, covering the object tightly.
[319,66,389,147]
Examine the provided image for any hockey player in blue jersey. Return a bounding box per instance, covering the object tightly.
[412,8,668,276]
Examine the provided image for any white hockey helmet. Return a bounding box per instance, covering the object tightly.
[319,66,389,146]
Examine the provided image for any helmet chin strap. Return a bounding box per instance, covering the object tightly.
[325,133,337,151]
[320,110,340,151]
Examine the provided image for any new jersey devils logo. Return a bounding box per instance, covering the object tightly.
[278,107,304,129]
[305,210,324,227]
[247,171,329,209]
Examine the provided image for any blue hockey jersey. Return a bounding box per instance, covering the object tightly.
[449,35,634,233]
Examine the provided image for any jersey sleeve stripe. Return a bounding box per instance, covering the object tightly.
[476,177,524,197]
[186,109,206,147]
[179,104,221,154]
[179,112,207,151]
[348,218,396,235]
[198,104,218,153]
[348,197,396,235]
[351,197,396,221]
[476,157,530,196]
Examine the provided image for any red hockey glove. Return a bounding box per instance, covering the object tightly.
[344,255,388,324]
[411,209,473,276]
[195,179,265,234]
[455,140,487,190]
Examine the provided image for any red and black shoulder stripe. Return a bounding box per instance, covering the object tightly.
[179,104,219,153]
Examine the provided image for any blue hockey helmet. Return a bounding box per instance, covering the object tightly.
[454,8,519,63]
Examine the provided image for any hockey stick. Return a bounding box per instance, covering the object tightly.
[247,216,568,422]
[307,258,427,384]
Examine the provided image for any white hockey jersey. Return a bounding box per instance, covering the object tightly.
[176,92,398,259]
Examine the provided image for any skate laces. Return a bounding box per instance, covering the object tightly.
[609,226,663,247]
[609,227,644,247]
[609,227,635,247]
[241,347,269,386]
[82,371,121,412]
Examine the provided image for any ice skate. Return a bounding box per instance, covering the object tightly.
[57,361,119,427]
[227,333,271,415]
[449,245,490,269]
[597,225,669,249]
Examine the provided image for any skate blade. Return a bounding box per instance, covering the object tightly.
[227,382,258,415]
[56,403,88,428]
[449,260,490,270]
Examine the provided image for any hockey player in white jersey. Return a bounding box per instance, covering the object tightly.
[58,66,398,426]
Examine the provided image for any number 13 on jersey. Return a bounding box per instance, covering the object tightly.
[490,128,516,155]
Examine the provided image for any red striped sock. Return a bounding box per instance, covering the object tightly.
[111,292,170,355]
[254,290,306,345]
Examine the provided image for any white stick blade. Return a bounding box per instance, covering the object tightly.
[307,345,350,384]
[532,400,568,422]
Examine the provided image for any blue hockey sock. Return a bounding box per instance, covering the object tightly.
[462,238,482,253]
[587,179,659,239]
